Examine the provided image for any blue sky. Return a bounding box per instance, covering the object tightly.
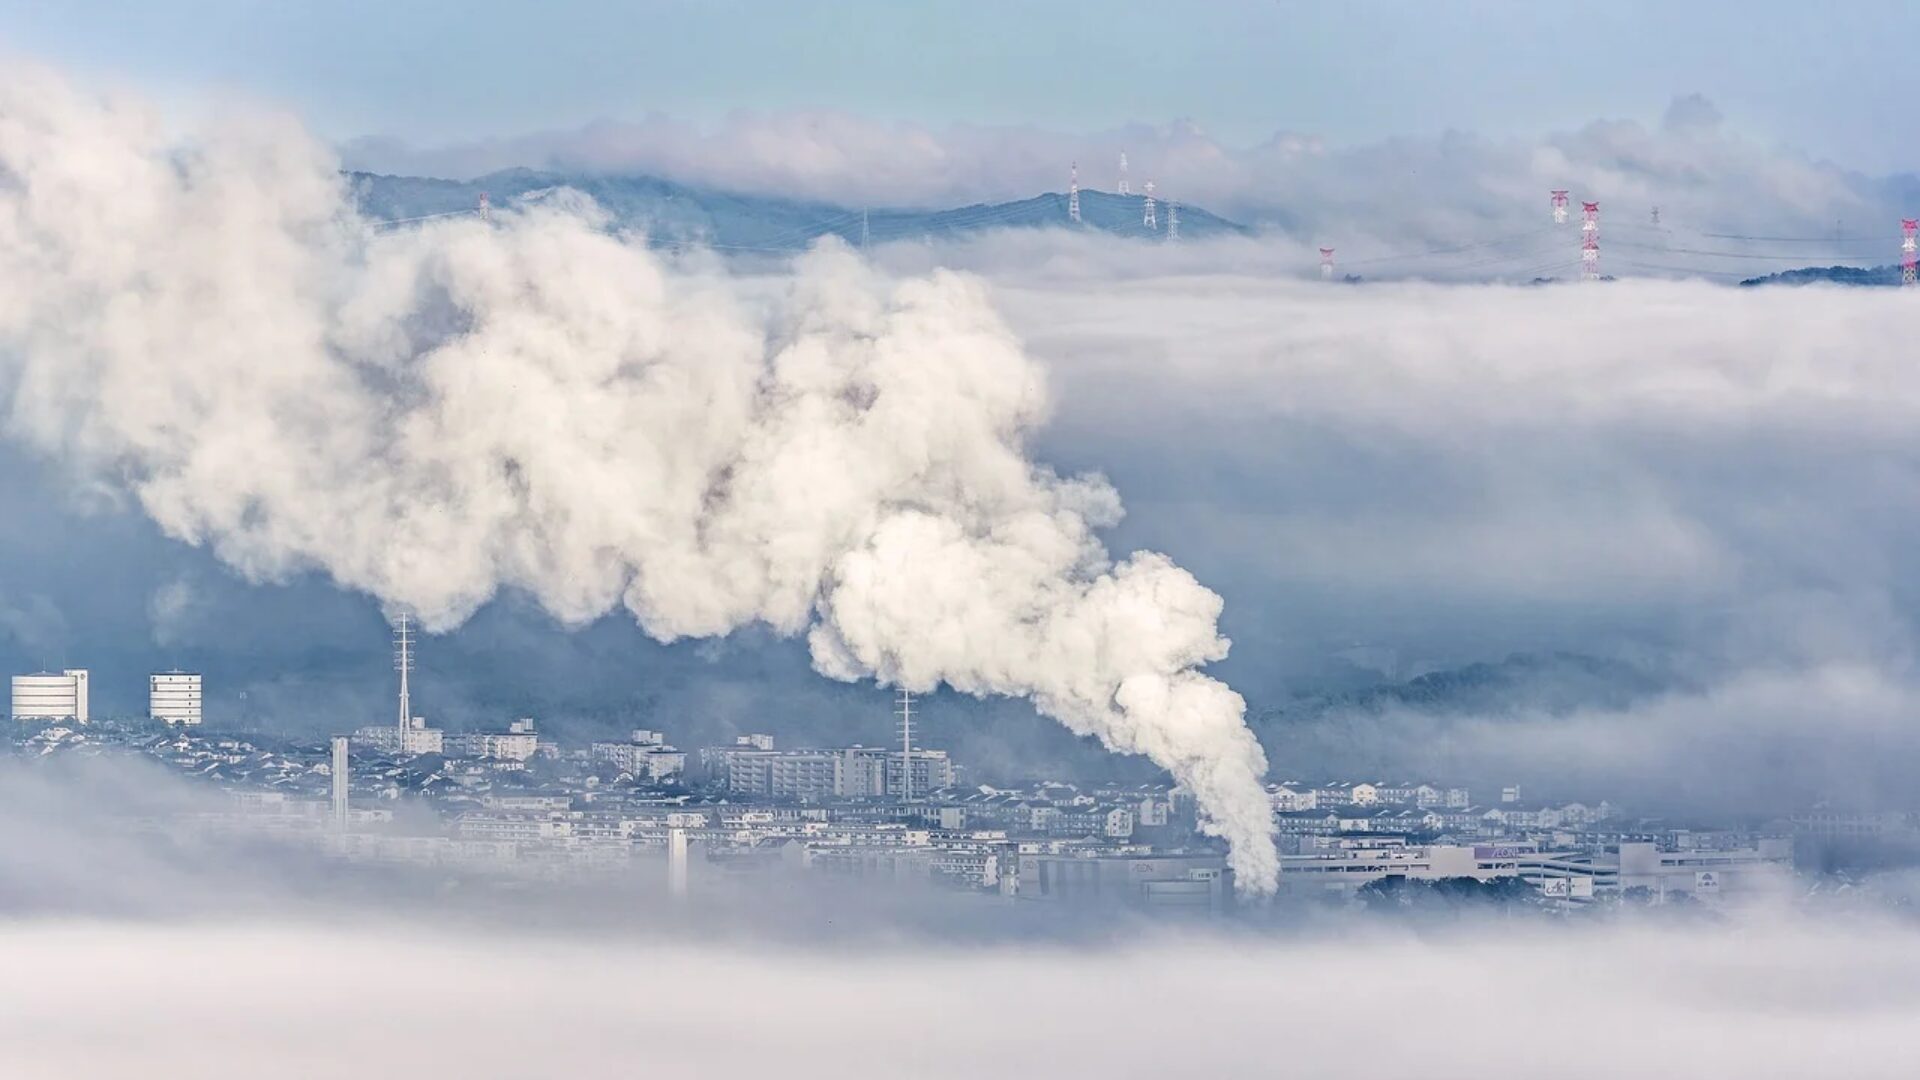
[0,1,1911,171]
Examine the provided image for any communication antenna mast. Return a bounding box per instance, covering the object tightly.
[896,687,916,801]
[1166,202,1180,242]
[1143,179,1157,230]
[1068,162,1081,224]
[1581,201,1601,281]
[477,191,490,223]
[393,612,414,735]
[1118,151,1131,195]
[1319,246,1335,280]
[1550,190,1569,225]
[1903,219,1917,287]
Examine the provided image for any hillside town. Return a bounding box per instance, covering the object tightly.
[11,656,1882,915]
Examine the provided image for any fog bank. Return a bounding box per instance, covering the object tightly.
[0,914,1914,1078]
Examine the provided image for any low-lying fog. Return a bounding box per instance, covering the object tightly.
[1,913,1916,1078]
[2,756,1918,1078]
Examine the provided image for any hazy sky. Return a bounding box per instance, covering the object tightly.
[0,1,1912,172]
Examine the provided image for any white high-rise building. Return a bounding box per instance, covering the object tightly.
[150,671,203,726]
[12,669,89,723]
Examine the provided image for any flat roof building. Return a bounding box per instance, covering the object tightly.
[12,669,88,724]
[150,671,203,726]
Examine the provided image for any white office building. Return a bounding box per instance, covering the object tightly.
[699,743,954,800]
[446,718,542,762]
[592,732,687,780]
[12,669,89,723]
[150,671,203,725]
[352,715,444,756]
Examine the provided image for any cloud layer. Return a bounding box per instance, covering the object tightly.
[1,914,1916,1078]
[947,250,1920,805]
[344,95,1906,272]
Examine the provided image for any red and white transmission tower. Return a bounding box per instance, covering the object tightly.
[1068,163,1081,224]
[1118,151,1131,195]
[477,191,490,223]
[1319,247,1335,280]
[1581,201,1601,281]
[1143,179,1157,230]
[1903,218,1917,287]
[1551,189,1569,225]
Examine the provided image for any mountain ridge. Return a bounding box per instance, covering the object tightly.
[347,167,1250,250]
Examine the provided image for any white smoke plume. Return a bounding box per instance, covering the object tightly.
[0,66,1279,888]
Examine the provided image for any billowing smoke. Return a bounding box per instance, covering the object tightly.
[0,67,1279,888]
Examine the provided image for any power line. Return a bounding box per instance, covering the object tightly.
[1611,221,1885,246]
[1429,239,1565,274]
[367,207,481,230]
[1699,231,1884,245]
[1610,239,1879,261]
[1507,257,1581,280]
[1613,258,1748,278]
[1338,226,1560,268]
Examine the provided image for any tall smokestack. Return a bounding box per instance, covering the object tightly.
[667,826,689,899]
[330,736,349,829]
[896,687,915,802]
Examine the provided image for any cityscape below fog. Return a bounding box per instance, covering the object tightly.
[10,620,1910,918]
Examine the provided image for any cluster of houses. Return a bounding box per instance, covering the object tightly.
[1268,779,1614,842]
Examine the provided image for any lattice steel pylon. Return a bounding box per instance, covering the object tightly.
[896,687,916,802]
[393,612,414,735]
[1068,162,1081,224]
[1581,201,1601,281]
[1903,218,1916,287]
